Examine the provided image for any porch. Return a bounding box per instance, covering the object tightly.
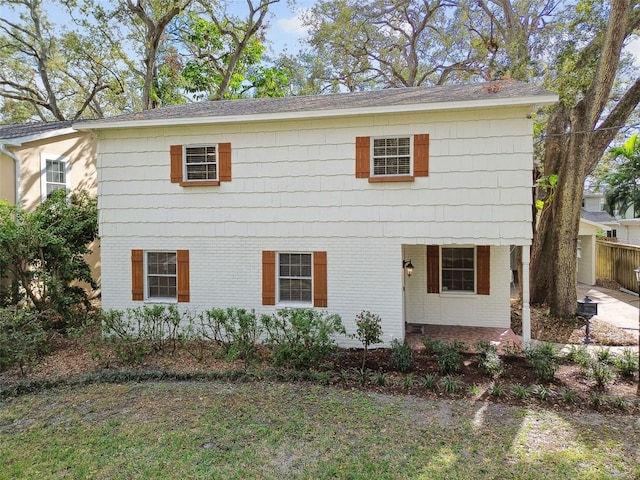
[405,324,522,355]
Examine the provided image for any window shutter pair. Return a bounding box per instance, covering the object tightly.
[426,245,490,295]
[131,250,190,302]
[170,143,232,184]
[355,134,429,179]
[262,251,328,307]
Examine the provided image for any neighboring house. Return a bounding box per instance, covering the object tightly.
[582,191,620,239]
[0,121,100,287]
[78,82,557,345]
[578,213,611,286]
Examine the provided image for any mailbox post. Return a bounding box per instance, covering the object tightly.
[577,295,598,344]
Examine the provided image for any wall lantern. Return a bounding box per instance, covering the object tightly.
[402,260,414,277]
[576,295,598,344]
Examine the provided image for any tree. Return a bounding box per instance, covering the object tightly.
[176,0,284,100]
[0,0,126,121]
[117,0,193,110]
[0,189,98,328]
[300,0,479,91]
[601,134,640,219]
[530,0,640,316]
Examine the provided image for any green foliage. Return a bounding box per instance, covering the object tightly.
[0,190,98,329]
[354,310,383,371]
[390,339,415,373]
[422,373,437,390]
[489,382,506,397]
[438,375,461,393]
[198,307,262,365]
[261,309,346,370]
[425,339,467,375]
[564,344,592,367]
[101,305,188,364]
[532,384,552,401]
[511,383,532,400]
[475,341,504,378]
[402,373,415,389]
[602,133,640,218]
[613,348,639,379]
[0,309,48,374]
[558,387,576,404]
[374,371,389,386]
[524,342,559,381]
[588,361,616,389]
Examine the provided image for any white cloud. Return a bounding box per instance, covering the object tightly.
[275,10,309,37]
[625,37,640,66]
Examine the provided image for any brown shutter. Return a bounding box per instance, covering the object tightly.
[131,249,144,301]
[476,246,490,295]
[313,251,328,308]
[414,134,429,177]
[262,251,276,305]
[426,245,440,293]
[218,142,231,182]
[177,250,190,302]
[170,145,183,183]
[355,136,370,178]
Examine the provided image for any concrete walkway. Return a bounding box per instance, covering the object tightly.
[577,283,639,333]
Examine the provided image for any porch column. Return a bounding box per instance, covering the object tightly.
[521,245,531,344]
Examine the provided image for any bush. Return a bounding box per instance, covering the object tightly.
[524,342,558,381]
[0,309,49,374]
[614,348,639,378]
[261,309,346,369]
[101,305,189,364]
[588,361,616,389]
[425,340,467,375]
[198,307,262,365]
[354,310,383,371]
[475,340,504,378]
[390,339,415,373]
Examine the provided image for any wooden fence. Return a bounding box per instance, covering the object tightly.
[596,239,640,293]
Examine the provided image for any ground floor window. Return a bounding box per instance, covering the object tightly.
[441,247,475,292]
[147,251,177,299]
[278,253,312,303]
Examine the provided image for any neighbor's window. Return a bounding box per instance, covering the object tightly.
[40,153,69,202]
[372,137,411,176]
[185,145,217,181]
[278,253,312,303]
[147,252,177,299]
[441,247,475,292]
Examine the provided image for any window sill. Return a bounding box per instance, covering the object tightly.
[143,298,178,304]
[368,175,415,183]
[179,180,220,187]
[438,291,477,297]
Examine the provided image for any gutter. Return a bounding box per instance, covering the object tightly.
[0,142,21,209]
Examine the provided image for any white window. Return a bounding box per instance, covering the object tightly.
[146,251,177,299]
[184,145,217,181]
[372,137,412,176]
[40,153,70,202]
[441,247,475,292]
[278,253,312,303]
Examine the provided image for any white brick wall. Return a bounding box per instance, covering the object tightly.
[97,105,534,344]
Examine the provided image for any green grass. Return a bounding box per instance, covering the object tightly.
[1,381,639,479]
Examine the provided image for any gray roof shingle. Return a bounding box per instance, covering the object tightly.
[78,82,555,127]
[0,121,74,141]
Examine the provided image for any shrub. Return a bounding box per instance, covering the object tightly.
[100,305,189,364]
[595,347,615,364]
[354,310,383,371]
[511,383,532,400]
[564,345,592,367]
[489,382,506,397]
[438,375,461,393]
[0,309,49,374]
[422,337,445,355]
[422,373,437,390]
[558,387,576,404]
[475,341,504,378]
[261,308,346,369]
[613,348,639,378]
[588,361,616,389]
[198,307,262,365]
[524,342,558,381]
[390,339,415,373]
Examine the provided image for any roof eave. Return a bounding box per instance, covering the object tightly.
[74,94,559,131]
[0,127,77,146]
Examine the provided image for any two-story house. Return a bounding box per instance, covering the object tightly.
[0,121,100,289]
[78,82,557,346]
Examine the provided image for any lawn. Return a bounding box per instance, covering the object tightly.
[1,380,639,479]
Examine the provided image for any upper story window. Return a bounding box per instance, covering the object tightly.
[355,134,428,182]
[170,143,231,187]
[278,253,312,303]
[441,247,475,292]
[40,153,70,202]
[372,137,411,176]
[185,145,217,181]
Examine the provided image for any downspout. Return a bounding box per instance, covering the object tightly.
[0,142,21,209]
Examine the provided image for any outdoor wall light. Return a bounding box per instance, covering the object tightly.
[576,295,598,344]
[402,260,414,277]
